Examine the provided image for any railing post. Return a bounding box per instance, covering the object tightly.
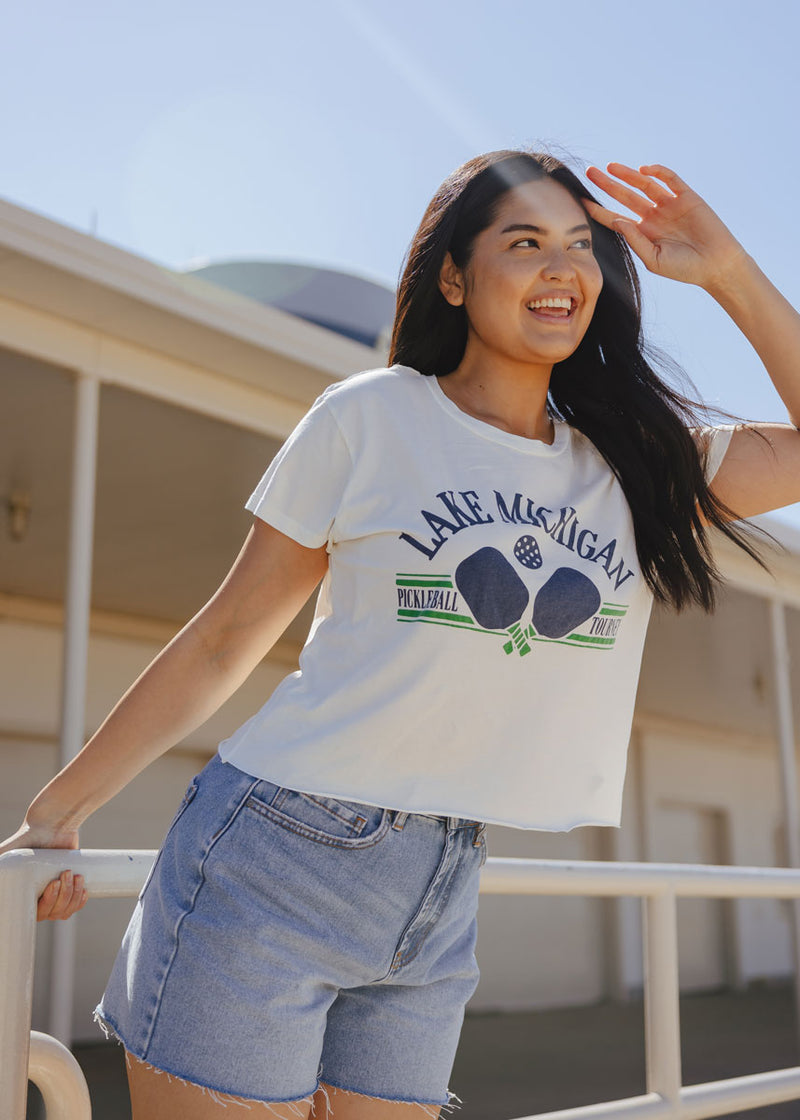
[0,852,40,1120]
[51,370,100,1046]
[28,1032,91,1120]
[643,891,682,1113]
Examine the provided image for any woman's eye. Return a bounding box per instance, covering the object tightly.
[513,237,592,250]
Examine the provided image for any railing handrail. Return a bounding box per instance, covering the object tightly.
[10,847,800,894]
[4,849,800,1120]
[474,855,800,897]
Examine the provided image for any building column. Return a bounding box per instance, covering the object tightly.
[49,372,100,1046]
[768,596,800,1047]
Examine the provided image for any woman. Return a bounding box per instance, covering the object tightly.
[4,149,800,1119]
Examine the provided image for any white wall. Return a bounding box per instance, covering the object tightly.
[637,591,775,742]
[471,823,607,1011]
[640,729,793,990]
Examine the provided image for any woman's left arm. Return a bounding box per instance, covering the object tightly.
[585,162,800,520]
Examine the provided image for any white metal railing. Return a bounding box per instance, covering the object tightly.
[5,851,800,1119]
[0,849,155,1120]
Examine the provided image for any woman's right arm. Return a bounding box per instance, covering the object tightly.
[0,518,328,919]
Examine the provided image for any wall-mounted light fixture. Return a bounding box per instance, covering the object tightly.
[7,490,31,542]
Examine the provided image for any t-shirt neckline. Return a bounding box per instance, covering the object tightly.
[417,367,569,455]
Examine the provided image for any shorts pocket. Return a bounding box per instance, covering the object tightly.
[245,782,390,849]
[138,779,200,900]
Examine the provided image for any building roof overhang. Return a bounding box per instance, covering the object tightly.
[0,195,381,406]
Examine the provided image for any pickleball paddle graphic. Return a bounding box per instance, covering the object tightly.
[455,547,531,656]
[513,534,543,570]
[532,567,601,639]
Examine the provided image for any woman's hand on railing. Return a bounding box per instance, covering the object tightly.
[0,823,88,921]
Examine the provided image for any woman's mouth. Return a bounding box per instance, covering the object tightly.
[525,296,577,322]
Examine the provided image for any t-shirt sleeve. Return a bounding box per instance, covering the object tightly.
[245,396,352,550]
[691,424,738,485]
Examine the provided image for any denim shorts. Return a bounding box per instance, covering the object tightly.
[94,752,487,1111]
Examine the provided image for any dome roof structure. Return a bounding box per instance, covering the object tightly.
[183,260,396,350]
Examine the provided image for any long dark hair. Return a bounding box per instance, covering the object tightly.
[389,148,772,612]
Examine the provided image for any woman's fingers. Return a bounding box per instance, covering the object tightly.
[40,871,83,920]
[36,871,88,922]
[583,198,628,229]
[638,164,690,195]
[583,199,660,270]
[606,162,677,204]
[587,162,687,219]
[586,165,656,217]
[612,220,661,271]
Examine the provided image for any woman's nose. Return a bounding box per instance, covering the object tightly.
[542,249,575,280]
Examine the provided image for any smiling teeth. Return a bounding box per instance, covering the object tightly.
[528,297,572,310]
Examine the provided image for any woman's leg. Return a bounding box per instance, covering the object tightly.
[128,1059,442,1120]
[127,1052,315,1120]
[313,1083,442,1120]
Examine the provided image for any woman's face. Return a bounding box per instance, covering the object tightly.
[441,178,604,371]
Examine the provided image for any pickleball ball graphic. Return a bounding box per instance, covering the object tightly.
[532,567,601,639]
[514,534,543,570]
[455,547,531,655]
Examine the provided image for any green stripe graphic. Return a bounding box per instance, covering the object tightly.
[398,617,506,636]
[398,608,474,624]
[523,624,614,650]
[396,573,451,578]
[530,635,612,650]
[396,578,454,588]
[566,633,616,647]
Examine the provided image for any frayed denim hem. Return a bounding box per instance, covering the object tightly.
[94,1009,462,1116]
[94,1010,316,1114]
[314,1077,462,1116]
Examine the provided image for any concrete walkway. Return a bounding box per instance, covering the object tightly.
[26,986,800,1119]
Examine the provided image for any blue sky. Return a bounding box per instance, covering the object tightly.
[6,0,800,527]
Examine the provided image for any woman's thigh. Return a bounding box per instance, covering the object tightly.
[127,1061,442,1120]
[314,1082,443,1120]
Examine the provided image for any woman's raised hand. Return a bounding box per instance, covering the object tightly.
[0,822,88,921]
[584,163,747,292]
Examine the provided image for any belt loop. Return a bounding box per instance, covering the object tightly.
[392,811,409,831]
[447,815,460,831]
[472,822,486,847]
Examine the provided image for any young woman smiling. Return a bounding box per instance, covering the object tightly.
[4,149,800,1120]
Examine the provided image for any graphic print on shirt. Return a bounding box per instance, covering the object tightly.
[455,547,531,653]
[396,488,634,656]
